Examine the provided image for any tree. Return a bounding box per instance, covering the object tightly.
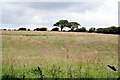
[67,22,80,31]
[88,27,96,33]
[96,26,119,34]
[53,20,68,31]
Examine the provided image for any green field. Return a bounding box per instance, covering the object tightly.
[1,31,118,78]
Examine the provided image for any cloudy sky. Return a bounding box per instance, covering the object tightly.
[0,0,119,30]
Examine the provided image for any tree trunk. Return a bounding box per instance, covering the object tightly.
[71,27,74,31]
[61,26,64,31]
[61,28,63,31]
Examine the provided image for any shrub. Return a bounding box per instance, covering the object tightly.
[51,27,59,31]
[96,28,104,33]
[96,26,119,34]
[8,29,11,31]
[3,29,7,31]
[34,27,47,31]
[108,26,118,34]
[118,27,120,34]
[39,27,47,31]
[74,27,86,32]
[34,28,40,31]
[18,28,26,31]
[14,29,17,31]
[88,27,96,33]
[28,29,31,31]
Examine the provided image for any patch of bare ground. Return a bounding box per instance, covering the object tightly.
[1,31,118,36]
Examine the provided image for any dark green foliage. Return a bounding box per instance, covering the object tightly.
[118,27,120,34]
[18,28,26,31]
[2,74,16,79]
[39,27,47,31]
[96,28,104,33]
[74,27,87,32]
[51,27,59,31]
[3,29,7,31]
[34,28,40,31]
[28,29,31,31]
[14,29,17,31]
[109,26,119,34]
[53,20,69,31]
[2,64,25,80]
[34,27,47,31]
[88,27,96,33]
[96,26,119,34]
[74,28,79,32]
[53,20,80,31]
[67,22,80,31]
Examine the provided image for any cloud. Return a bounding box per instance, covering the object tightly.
[1,0,99,2]
[1,0,119,30]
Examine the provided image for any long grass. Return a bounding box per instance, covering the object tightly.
[2,31,118,78]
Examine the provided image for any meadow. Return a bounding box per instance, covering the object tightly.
[1,31,118,78]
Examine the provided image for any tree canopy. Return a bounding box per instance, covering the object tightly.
[53,20,69,31]
[67,22,80,31]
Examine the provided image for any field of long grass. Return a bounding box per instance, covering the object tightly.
[1,31,118,78]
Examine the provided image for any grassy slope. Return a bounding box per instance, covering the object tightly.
[2,32,118,78]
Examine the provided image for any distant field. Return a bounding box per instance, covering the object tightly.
[1,31,118,78]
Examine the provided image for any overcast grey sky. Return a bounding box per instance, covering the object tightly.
[0,0,119,30]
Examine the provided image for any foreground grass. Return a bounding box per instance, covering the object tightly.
[2,31,118,78]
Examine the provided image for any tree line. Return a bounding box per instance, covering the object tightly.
[1,20,120,34]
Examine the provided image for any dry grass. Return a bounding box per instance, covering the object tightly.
[2,31,118,36]
[1,31,118,78]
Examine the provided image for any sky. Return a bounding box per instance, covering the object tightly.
[0,0,119,30]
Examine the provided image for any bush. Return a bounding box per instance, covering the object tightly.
[109,26,118,34]
[118,27,120,34]
[96,26,119,34]
[40,27,47,31]
[34,28,40,31]
[74,27,86,32]
[34,27,47,31]
[28,29,31,31]
[96,28,104,33]
[18,28,26,31]
[14,29,17,31]
[51,27,59,31]
[88,27,96,33]
[2,29,7,31]
[8,29,11,31]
